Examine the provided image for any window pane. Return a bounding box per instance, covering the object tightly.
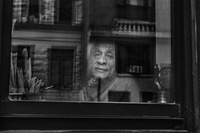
[9,0,173,104]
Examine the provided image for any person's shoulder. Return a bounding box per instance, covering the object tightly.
[114,76,138,87]
[115,76,136,82]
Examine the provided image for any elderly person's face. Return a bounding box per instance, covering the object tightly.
[89,43,115,79]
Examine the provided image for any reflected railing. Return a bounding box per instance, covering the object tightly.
[112,19,155,37]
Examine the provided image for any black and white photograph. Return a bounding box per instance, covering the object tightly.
[0,0,200,133]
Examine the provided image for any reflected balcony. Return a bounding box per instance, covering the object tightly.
[112,19,155,37]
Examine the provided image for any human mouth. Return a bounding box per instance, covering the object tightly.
[95,68,108,73]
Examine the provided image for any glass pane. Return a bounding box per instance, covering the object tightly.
[9,0,173,104]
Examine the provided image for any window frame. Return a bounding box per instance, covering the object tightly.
[0,0,197,131]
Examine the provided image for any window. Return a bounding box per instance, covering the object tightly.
[49,48,74,90]
[0,0,196,131]
[117,42,155,75]
[9,0,175,103]
[116,0,155,22]
[12,0,83,26]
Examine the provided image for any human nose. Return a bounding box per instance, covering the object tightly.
[97,55,107,64]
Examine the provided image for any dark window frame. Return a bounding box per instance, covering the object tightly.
[0,0,197,131]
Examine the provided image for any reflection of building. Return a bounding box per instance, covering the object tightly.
[11,30,83,100]
[11,0,84,100]
[11,0,171,102]
[11,0,158,102]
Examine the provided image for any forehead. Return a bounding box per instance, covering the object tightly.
[92,43,115,51]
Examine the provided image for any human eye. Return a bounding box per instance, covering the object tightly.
[106,52,115,59]
[93,51,101,58]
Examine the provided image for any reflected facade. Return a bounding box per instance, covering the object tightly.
[9,0,172,103]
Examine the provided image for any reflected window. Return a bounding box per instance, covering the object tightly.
[117,0,155,21]
[12,0,82,25]
[49,48,74,90]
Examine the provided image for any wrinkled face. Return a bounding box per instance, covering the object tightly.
[89,43,115,79]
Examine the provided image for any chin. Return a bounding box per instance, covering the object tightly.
[94,73,109,79]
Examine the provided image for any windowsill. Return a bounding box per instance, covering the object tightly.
[1,100,180,117]
[0,100,184,130]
